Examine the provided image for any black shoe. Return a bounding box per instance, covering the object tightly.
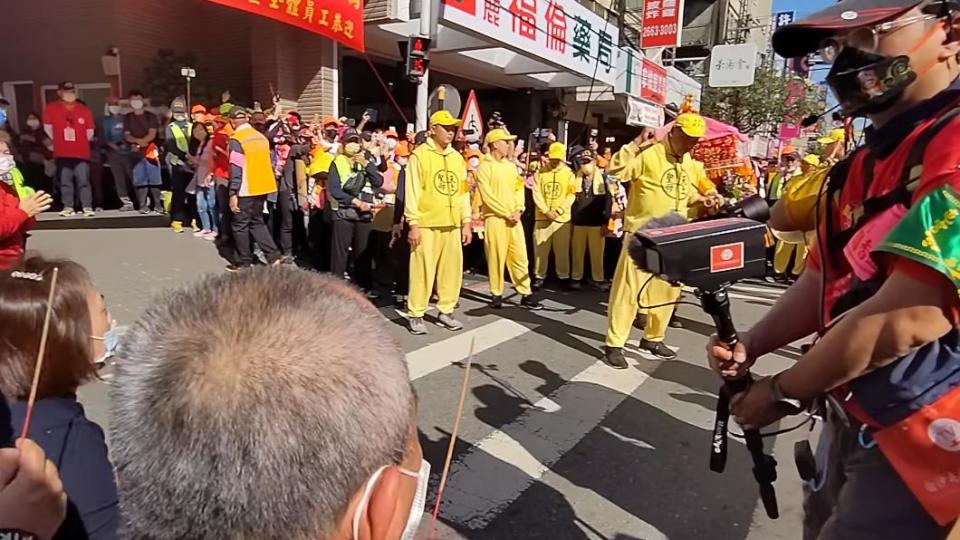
[588,280,610,292]
[568,280,582,291]
[602,346,628,369]
[531,278,543,291]
[559,279,573,291]
[490,295,503,309]
[520,295,543,310]
[668,318,683,329]
[639,339,677,359]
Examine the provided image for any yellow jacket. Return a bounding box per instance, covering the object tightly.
[608,141,709,232]
[770,166,830,243]
[533,164,578,222]
[404,138,471,228]
[475,154,525,219]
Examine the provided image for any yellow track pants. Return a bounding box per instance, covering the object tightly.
[484,216,532,296]
[605,236,681,347]
[773,240,808,275]
[534,220,572,280]
[407,226,462,318]
[572,225,605,282]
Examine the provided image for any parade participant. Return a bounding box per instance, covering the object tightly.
[327,128,384,289]
[475,128,541,310]
[0,257,121,539]
[570,150,609,291]
[603,113,708,367]
[18,112,54,195]
[404,110,472,335]
[772,153,820,280]
[211,113,241,269]
[110,268,425,540]
[124,90,163,214]
[817,128,847,165]
[713,2,960,535]
[43,82,95,217]
[371,142,405,297]
[272,125,311,262]
[192,117,218,240]
[166,96,195,233]
[1,140,51,270]
[101,97,134,211]
[190,104,207,124]
[0,437,67,540]
[531,142,577,290]
[766,145,801,205]
[320,116,341,155]
[227,107,281,269]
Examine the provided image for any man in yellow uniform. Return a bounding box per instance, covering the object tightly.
[772,153,820,280]
[603,113,708,368]
[570,150,609,291]
[532,142,578,290]
[475,128,542,310]
[404,110,472,335]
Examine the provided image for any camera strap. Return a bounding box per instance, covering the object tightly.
[711,378,780,519]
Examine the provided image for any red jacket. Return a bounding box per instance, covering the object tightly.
[0,181,31,270]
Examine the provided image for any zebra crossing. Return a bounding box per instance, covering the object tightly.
[394,277,805,540]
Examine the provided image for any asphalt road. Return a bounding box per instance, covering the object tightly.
[28,227,810,540]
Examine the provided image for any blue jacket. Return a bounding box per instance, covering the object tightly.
[8,398,120,540]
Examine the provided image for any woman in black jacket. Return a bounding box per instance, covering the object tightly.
[0,256,120,540]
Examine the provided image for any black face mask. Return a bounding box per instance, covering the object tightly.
[826,47,917,117]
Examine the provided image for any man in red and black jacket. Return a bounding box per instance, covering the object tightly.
[709,0,960,536]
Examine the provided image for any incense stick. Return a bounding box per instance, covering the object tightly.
[427,337,476,539]
[20,267,59,440]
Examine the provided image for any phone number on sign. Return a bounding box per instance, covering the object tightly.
[642,24,677,37]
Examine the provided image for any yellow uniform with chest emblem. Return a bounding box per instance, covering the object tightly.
[605,140,710,348]
[404,137,471,319]
[533,157,579,280]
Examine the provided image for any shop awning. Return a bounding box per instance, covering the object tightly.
[206,0,365,52]
[364,0,625,89]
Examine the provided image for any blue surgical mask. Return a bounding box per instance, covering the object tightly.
[91,320,123,367]
[0,109,7,126]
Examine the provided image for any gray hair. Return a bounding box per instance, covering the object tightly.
[110,268,413,540]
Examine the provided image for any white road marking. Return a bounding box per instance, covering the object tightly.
[600,426,656,450]
[407,319,531,381]
[438,360,651,529]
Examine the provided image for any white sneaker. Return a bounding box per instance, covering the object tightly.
[436,313,463,331]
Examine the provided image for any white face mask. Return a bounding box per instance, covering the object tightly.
[26,119,41,129]
[352,459,430,540]
[0,155,15,175]
[385,138,398,151]
[130,99,144,110]
[468,157,480,169]
[396,157,409,167]
[344,142,362,156]
[62,92,77,103]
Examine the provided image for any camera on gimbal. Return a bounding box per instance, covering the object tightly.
[627,195,782,519]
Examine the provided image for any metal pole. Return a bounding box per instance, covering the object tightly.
[186,77,192,111]
[415,0,432,131]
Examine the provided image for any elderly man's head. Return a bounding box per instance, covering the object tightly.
[110,268,423,540]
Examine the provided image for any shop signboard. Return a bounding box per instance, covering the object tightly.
[616,49,667,106]
[206,0,365,52]
[626,96,664,128]
[639,0,683,49]
[442,0,621,86]
[708,43,758,88]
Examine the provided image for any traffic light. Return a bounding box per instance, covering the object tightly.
[403,36,432,83]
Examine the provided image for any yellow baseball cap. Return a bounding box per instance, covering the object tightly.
[547,142,566,160]
[675,113,706,138]
[429,110,461,127]
[485,128,517,144]
[817,128,845,144]
[801,154,821,167]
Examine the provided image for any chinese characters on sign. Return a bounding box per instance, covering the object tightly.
[615,49,667,106]
[708,43,758,88]
[206,0,364,51]
[441,0,621,85]
[640,0,682,49]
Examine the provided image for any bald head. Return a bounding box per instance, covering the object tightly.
[110,268,414,540]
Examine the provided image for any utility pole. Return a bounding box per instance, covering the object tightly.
[415,0,433,131]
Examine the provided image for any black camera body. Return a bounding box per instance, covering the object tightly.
[629,217,768,290]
